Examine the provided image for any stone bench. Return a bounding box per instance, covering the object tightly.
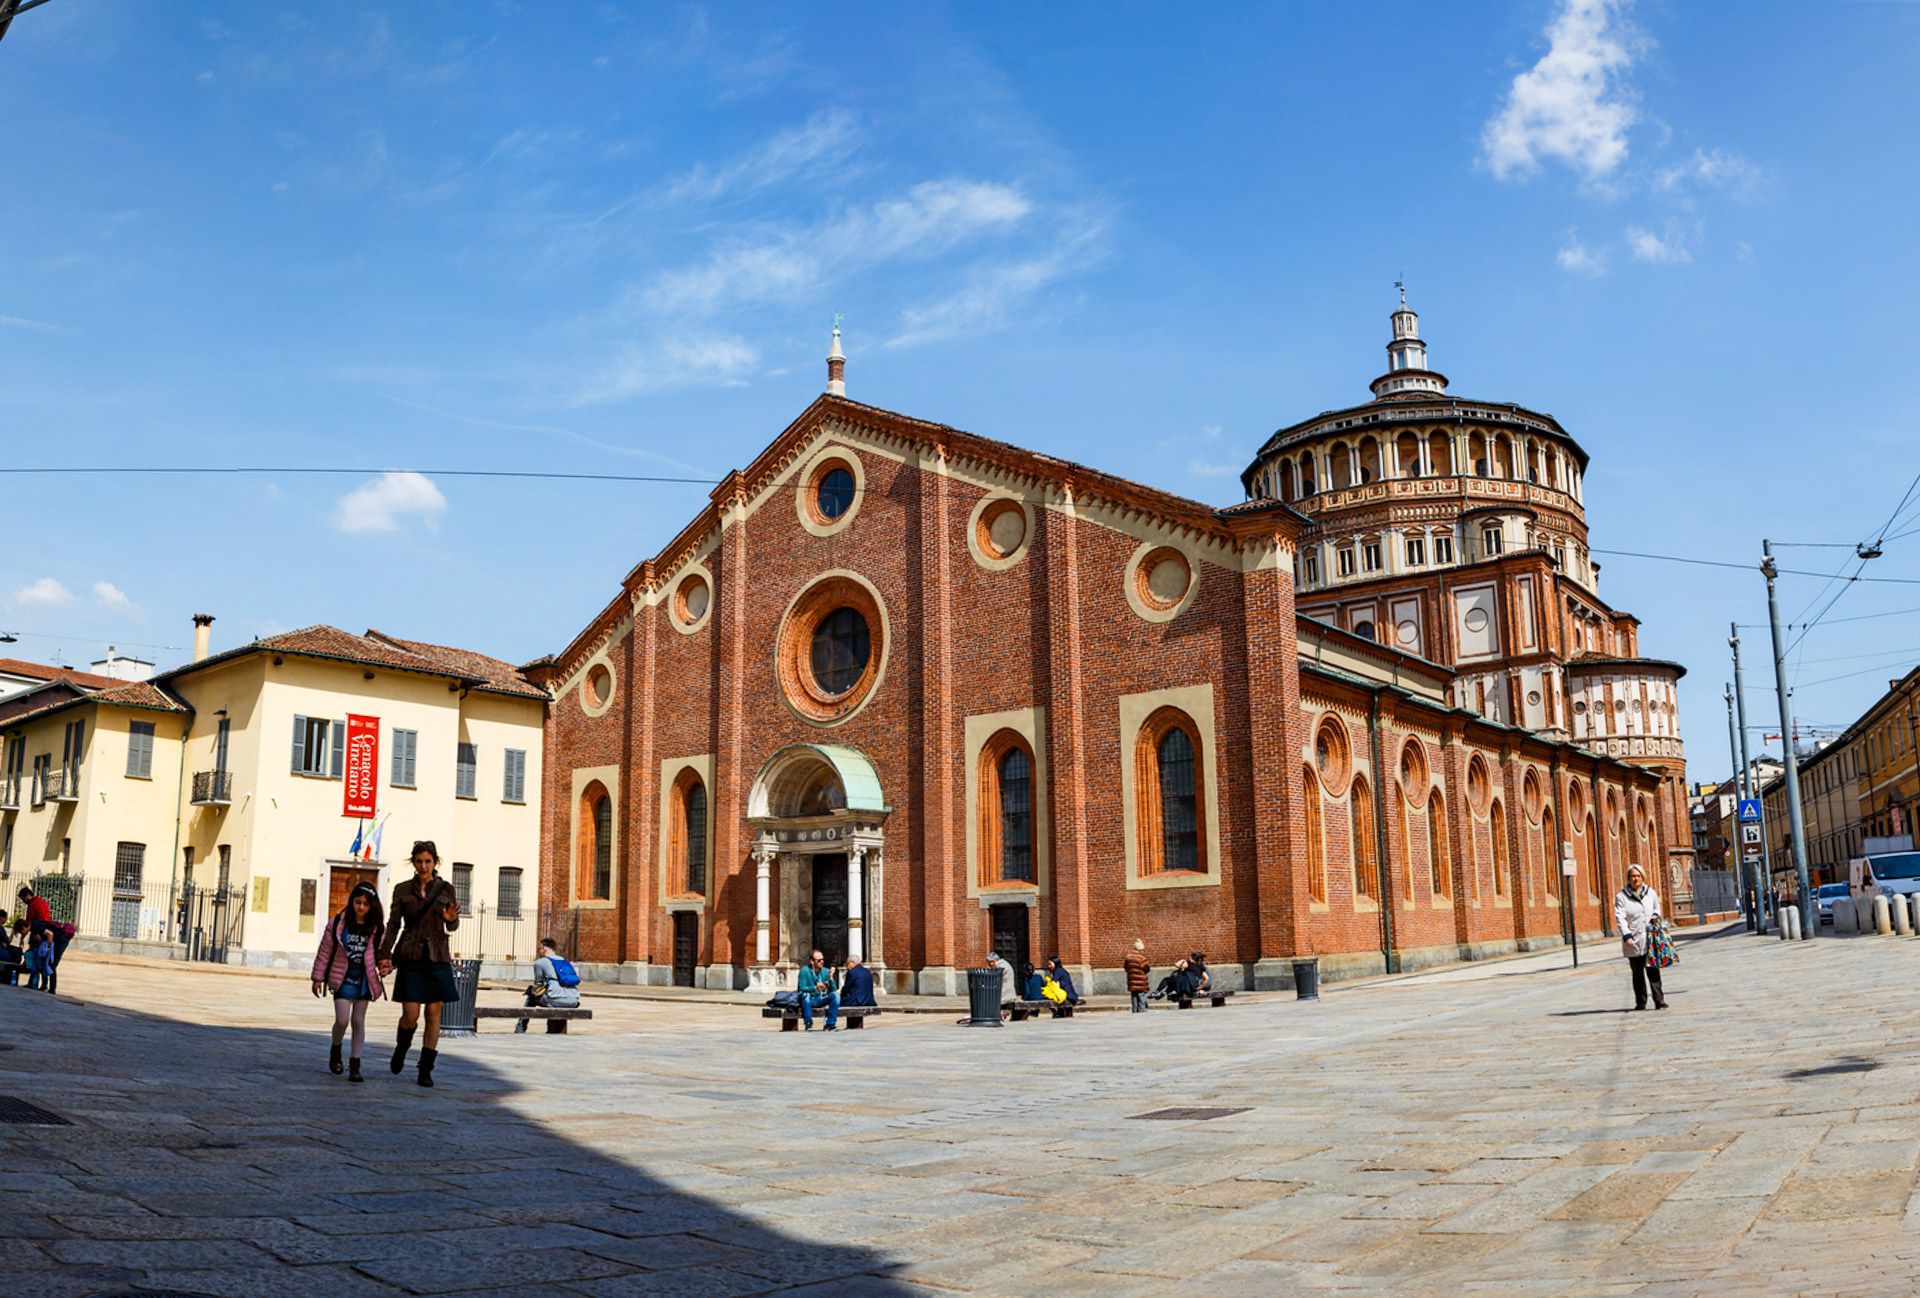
[473,1007,593,1034]
[761,1005,881,1031]
[1009,999,1075,1020]
[1175,989,1235,1010]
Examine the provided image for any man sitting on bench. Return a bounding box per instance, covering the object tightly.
[841,954,876,1009]
[517,937,581,1033]
[799,949,839,1031]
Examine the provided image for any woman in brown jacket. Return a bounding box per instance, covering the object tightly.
[377,840,462,1087]
[1123,939,1151,1013]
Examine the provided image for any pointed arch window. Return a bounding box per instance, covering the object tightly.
[1134,708,1207,876]
[1428,791,1450,898]
[1491,801,1510,898]
[669,768,708,896]
[1304,766,1326,903]
[979,730,1039,886]
[1351,774,1377,901]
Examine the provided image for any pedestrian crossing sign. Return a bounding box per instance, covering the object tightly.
[1737,798,1761,824]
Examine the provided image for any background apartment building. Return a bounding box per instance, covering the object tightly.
[0,618,549,969]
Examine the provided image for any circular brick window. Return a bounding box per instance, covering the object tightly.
[1138,548,1192,609]
[978,500,1027,559]
[583,663,614,715]
[1314,716,1351,796]
[806,458,859,526]
[777,575,888,725]
[1523,770,1545,824]
[675,574,711,627]
[1399,740,1429,806]
[1466,755,1491,816]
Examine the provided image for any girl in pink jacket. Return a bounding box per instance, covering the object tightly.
[311,883,385,1082]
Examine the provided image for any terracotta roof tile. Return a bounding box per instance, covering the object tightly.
[0,659,112,690]
[364,630,550,700]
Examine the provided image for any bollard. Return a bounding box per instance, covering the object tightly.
[1779,905,1792,940]
[1875,894,1893,936]
[1832,898,1852,934]
[1895,895,1912,937]
[1784,905,1802,941]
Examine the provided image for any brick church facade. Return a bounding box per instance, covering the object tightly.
[533,306,1687,994]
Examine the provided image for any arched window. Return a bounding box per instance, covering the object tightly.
[979,730,1038,886]
[1429,430,1453,476]
[1300,451,1316,495]
[1359,439,1382,484]
[1584,813,1600,900]
[669,769,708,896]
[1351,774,1377,900]
[1158,728,1200,871]
[1135,709,1206,875]
[1303,766,1326,903]
[1428,791,1450,898]
[1279,457,1296,503]
[1491,801,1509,897]
[1330,441,1352,490]
[578,781,613,901]
[1542,804,1559,902]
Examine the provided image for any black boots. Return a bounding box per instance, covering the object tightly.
[348,1057,364,1084]
[329,1040,344,1075]
[417,1048,438,1088]
[390,1026,416,1075]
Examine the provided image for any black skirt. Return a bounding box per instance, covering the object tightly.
[393,959,461,1005]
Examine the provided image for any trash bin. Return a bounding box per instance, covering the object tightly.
[1292,958,1320,1002]
[964,966,1004,1026]
[440,959,482,1037]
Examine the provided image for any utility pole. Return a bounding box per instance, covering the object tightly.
[1730,624,1771,930]
[1725,684,1754,929]
[1761,542,1815,938]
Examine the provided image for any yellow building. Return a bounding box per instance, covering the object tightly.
[1,620,549,970]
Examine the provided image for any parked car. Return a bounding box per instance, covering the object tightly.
[1815,882,1850,924]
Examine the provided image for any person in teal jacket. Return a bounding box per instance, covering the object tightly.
[798,949,839,1031]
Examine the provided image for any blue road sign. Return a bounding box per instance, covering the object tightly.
[1738,798,1762,824]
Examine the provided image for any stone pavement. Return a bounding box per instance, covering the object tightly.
[6,925,1920,1297]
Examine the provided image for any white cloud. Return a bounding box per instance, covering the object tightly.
[1187,460,1239,478]
[12,578,76,610]
[1626,222,1690,264]
[638,179,1033,320]
[335,471,448,533]
[1557,232,1610,276]
[1482,0,1641,183]
[92,581,142,620]
[886,210,1103,349]
[664,109,859,204]
[1654,147,1762,195]
[577,335,761,403]
[0,313,69,333]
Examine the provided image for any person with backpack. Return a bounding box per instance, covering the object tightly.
[311,883,386,1081]
[518,937,580,1032]
[377,840,462,1087]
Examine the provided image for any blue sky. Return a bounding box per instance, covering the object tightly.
[2,1,1917,776]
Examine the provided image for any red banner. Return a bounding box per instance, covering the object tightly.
[343,714,380,818]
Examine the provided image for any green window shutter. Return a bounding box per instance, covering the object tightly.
[291,714,308,773]
[404,731,417,788]
[330,719,346,779]
[390,729,404,785]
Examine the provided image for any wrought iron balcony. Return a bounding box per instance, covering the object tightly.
[43,767,78,803]
[192,769,234,806]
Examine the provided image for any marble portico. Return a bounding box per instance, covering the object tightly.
[744,743,889,993]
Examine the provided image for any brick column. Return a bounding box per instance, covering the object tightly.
[710,473,750,990]
[1045,483,1094,974]
[1244,534,1304,988]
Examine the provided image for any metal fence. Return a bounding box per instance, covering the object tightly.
[446,900,538,963]
[19,871,245,962]
[1690,868,1741,917]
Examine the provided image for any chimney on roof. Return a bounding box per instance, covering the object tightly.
[192,614,214,663]
[826,319,846,397]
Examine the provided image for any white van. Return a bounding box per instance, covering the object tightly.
[1862,852,1920,901]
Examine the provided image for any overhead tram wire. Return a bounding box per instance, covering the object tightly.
[1587,547,1920,585]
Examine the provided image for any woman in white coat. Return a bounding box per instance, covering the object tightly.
[1613,863,1668,1010]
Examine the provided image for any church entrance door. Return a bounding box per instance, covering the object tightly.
[671,912,697,987]
[811,855,849,966]
[990,904,1029,981]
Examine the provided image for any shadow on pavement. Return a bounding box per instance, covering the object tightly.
[0,988,930,1298]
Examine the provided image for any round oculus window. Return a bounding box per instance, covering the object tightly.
[676,574,711,624]
[977,499,1027,559]
[1526,689,1542,706]
[815,466,855,521]
[776,575,888,725]
[1352,620,1376,642]
[1314,718,1351,793]
[810,606,871,697]
[1134,546,1193,611]
[586,664,613,709]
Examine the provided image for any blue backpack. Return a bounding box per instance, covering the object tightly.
[546,955,580,988]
